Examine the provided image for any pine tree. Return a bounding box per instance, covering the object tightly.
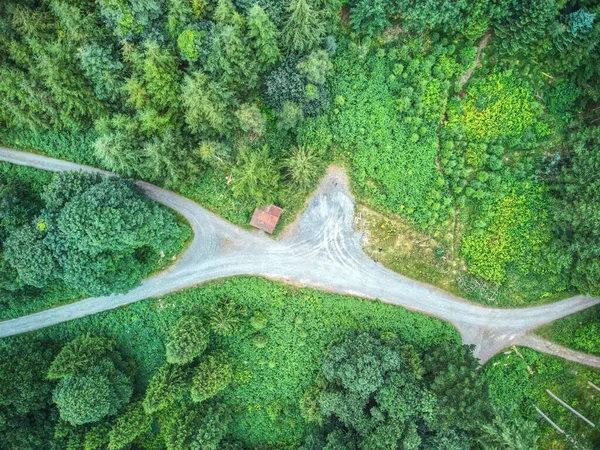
[281,0,324,54]
[247,5,281,66]
[208,25,258,90]
[214,0,245,27]
[181,71,235,136]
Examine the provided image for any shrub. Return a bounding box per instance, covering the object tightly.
[253,333,269,348]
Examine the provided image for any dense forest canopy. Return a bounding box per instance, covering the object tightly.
[2,0,600,449]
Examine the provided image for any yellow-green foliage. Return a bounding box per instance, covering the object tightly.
[461,71,550,142]
[461,182,551,285]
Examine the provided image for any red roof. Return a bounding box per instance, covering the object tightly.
[250,205,283,234]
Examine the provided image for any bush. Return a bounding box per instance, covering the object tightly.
[252,333,269,348]
[250,311,268,329]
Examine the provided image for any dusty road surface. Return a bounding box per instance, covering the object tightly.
[1,147,600,366]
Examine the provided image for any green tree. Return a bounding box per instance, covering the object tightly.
[78,42,125,102]
[283,146,322,189]
[108,402,151,450]
[4,224,58,288]
[231,147,280,205]
[48,334,115,380]
[423,342,490,431]
[208,25,258,90]
[281,0,324,53]
[190,353,233,402]
[52,176,176,256]
[213,0,245,26]
[49,335,133,426]
[53,370,115,426]
[277,101,304,131]
[177,29,205,61]
[297,50,332,85]
[209,298,247,336]
[53,364,133,426]
[93,115,142,177]
[166,315,210,365]
[247,5,281,66]
[182,71,235,137]
[495,0,557,56]
[161,402,232,450]
[0,340,54,415]
[550,126,600,295]
[349,0,391,36]
[143,364,191,414]
[235,103,266,139]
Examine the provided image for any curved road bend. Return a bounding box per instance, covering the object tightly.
[1,147,600,366]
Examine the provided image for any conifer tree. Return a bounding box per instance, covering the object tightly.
[247,5,281,66]
[214,0,245,27]
[282,0,324,54]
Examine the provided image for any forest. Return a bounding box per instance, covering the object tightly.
[1,0,600,448]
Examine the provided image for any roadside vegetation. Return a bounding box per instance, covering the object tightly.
[537,305,600,357]
[0,163,191,320]
[1,276,580,450]
[2,277,598,449]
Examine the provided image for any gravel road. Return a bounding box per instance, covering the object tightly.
[1,147,599,365]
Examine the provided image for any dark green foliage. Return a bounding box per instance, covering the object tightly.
[166,315,210,365]
[53,369,118,425]
[264,56,305,110]
[394,0,467,33]
[4,224,59,288]
[550,126,600,295]
[45,173,181,295]
[98,0,164,40]
[305,332,493,449]
[423,342,490,431]
[78,42,125,102]
[349,0,392,37]
[49,335,133,425]
[0,340,55,415]
[48,334,115,380]
[494,0,558,56]
[0,168,187,305]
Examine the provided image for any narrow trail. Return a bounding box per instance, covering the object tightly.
[1,148,599,367]
[458,32,491,87]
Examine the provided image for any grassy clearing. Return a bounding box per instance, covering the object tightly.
[2,277,459,448]
[484,347,600,449]
[358,203,468,297]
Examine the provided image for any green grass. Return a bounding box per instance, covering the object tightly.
[536,306,600,357]
[2,277,459,448]
[484,347,600,449]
